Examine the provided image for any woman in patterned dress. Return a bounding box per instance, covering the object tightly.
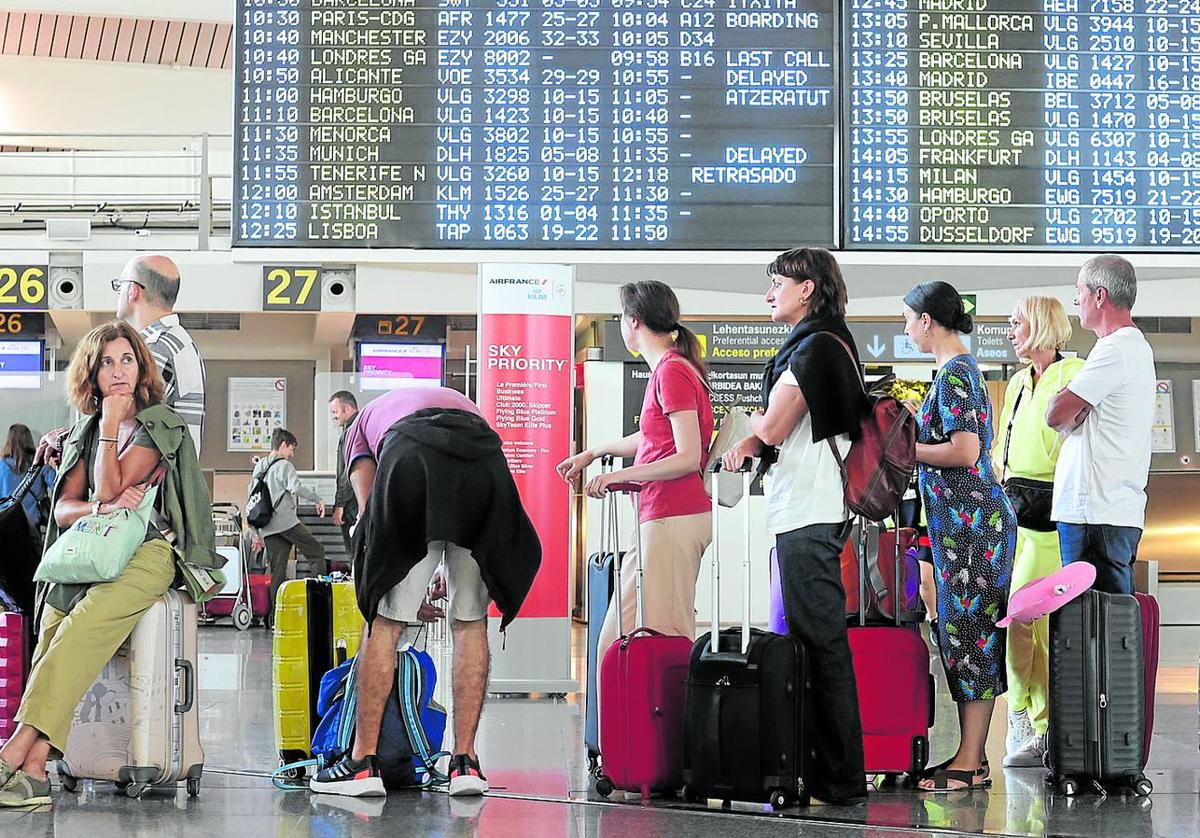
[902,281,1017,793]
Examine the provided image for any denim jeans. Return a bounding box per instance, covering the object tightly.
[1057,522,1142,595]
[775,520,866,801]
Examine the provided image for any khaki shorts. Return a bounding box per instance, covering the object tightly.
[377,541,490,623]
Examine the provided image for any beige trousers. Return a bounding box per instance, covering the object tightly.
[16,539,176,752]
[596,512,712,658]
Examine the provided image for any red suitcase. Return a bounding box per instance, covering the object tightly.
[0,610,28,746]
[1135,592,1160,768]
[595,482,692,799]
[847,520,932,781]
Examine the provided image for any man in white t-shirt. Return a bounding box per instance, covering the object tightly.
[1046,255,1157,594]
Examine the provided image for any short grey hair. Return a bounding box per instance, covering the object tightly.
[1079,254,1137,310]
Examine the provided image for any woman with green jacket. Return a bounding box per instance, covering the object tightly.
[0,321,224,807]
[993,296,1084,768]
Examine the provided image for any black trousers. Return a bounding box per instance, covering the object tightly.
[775,521,867,801]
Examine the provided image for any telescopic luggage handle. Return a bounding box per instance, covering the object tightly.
[604,480,644,635]
[705,460,754,661]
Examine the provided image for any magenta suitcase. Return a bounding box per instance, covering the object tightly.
[847,521,931,781]
[0,611,28,746]
[595,482,691,799]
[1135,592,1160,767]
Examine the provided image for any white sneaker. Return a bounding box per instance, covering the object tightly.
[1006,709,1034,757]
[448,754,488,797]
[1004,733,1048,768]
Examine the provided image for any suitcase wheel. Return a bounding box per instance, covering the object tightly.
[232,604,252,632]
[1060,778,1079,797]
[187,777,201,797]
[768,787,788,810]
[1133,777,1153,797]
[278,763,306,782]
[59,773,78,794]
[594,776,614,798]
[126,782,148,799]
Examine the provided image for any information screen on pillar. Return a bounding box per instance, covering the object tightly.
[358,342,445,390]
[233,0,838,249]
[846,0,1200,250]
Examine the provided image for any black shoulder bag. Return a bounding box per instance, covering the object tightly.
[1000,384,1057,532]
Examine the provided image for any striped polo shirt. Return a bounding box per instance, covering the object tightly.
[143,313,206,454]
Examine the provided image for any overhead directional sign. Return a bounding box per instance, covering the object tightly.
[961,294,977,317]
[847,320,1018,365]
[604,318,1018,367]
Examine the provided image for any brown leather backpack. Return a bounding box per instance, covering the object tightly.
[824,335,918,522]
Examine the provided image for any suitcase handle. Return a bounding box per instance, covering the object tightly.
[707,461,754,655]
[605,482,642,494]
[175,657,195,714]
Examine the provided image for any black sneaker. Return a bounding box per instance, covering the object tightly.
[310,754,385,797]
[448,754,488,797]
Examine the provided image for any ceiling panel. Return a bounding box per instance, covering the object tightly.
[0,10,231,69]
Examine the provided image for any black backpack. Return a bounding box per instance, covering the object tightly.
[246,458,284,529]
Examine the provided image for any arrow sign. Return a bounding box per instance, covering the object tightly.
[961,294,977,316]
[867,335,886,358]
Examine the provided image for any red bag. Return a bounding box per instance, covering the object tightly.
[0,611,29,746]
[840,526,922,624]
[822,336,917,523]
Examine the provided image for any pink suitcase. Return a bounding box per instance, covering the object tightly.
[595,482,691,799]
[0,611,28,745]
[204,574,270,622]
[846,520,932,780]
[1135,592,1160,768]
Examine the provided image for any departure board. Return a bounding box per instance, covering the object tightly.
[846,0,1200,249]
[234,0,838,249]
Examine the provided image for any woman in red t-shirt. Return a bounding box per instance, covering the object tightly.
[557,281,714,655]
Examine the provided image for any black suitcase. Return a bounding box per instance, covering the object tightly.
[1047,590,1153,796]
[681,467,810,810]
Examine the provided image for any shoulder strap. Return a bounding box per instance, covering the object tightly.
[817,332,866,479]
[1000,376,1028,481]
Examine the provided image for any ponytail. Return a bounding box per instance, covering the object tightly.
[671,323,709,386]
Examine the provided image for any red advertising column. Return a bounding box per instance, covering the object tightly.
[478,263,575,692]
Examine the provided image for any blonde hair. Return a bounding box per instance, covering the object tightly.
[65,320,166,414]
[1014,296,1072,357]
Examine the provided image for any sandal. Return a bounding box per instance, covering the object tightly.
[920,758,989,781]
[918,768,977,793]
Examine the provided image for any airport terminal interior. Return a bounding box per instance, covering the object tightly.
[1,0,1200,835]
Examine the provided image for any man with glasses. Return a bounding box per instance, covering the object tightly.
[112,254,207,453]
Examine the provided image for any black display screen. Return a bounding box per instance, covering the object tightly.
[234,0,839,249]
[845,0,1200,250]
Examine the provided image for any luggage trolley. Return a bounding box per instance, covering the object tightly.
[203,503,256,631]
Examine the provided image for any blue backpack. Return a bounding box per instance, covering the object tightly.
[273,646,449,789]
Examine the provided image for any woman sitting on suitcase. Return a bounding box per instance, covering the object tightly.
[722,247,870,806]
[0,321,221,807]
[557,281,714,666]
[902,282,1017,792]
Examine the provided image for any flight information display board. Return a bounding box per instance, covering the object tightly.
[846,0,1200,249]
[234,0,838,249]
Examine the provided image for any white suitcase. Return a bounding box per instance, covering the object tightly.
[58,588,204,798]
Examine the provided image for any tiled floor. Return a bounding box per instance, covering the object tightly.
[1,622,1196,837]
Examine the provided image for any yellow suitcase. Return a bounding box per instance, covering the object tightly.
[272,578,363,775]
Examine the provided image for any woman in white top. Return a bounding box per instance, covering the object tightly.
[723,247,868,805]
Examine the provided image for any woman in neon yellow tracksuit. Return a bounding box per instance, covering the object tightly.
[993,296,1083,768]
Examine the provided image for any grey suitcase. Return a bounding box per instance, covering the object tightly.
[59,588,204,798]
[1047,590,1152,796]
